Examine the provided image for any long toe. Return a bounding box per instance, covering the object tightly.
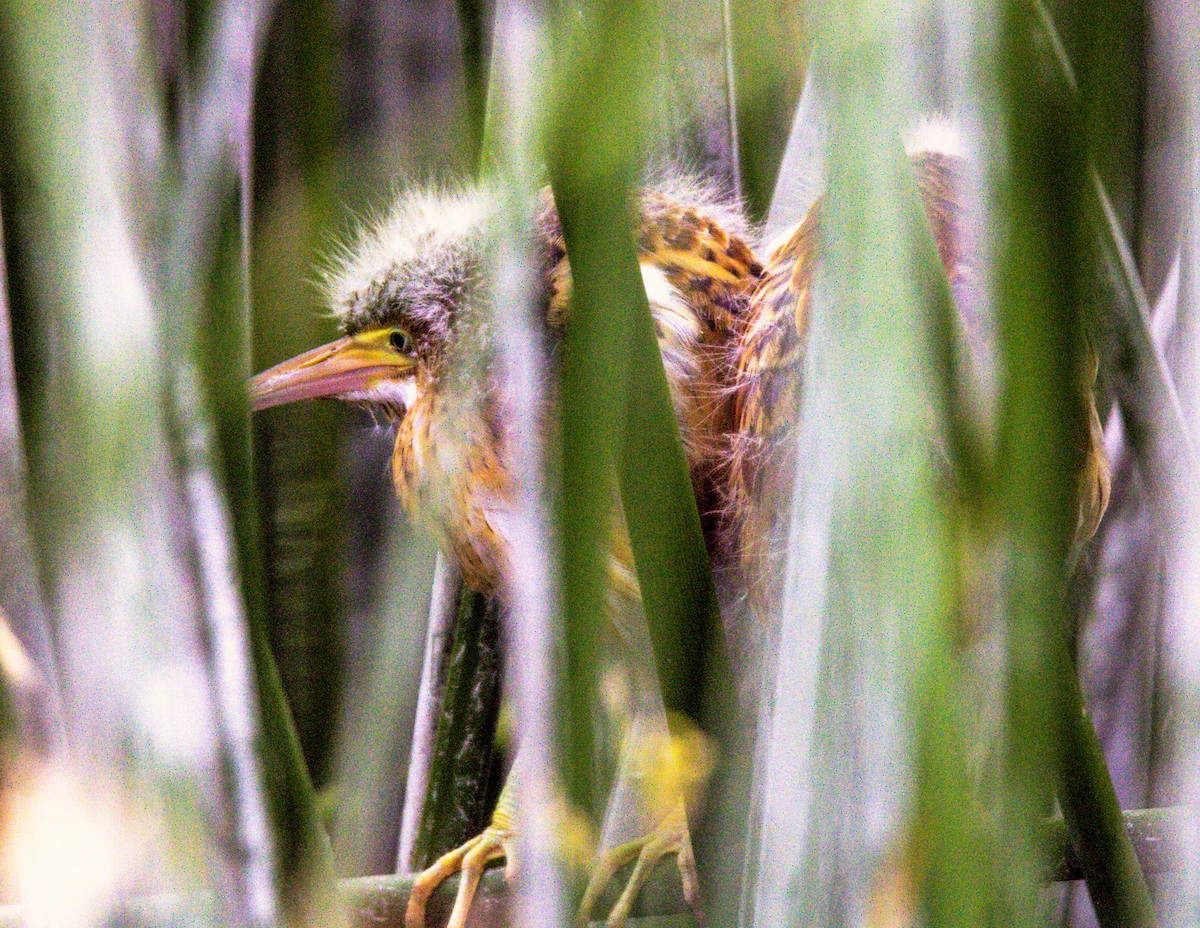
[676,828,700,914]
[604,805,691,928]
[577,839,645,928]
[406,838,478,928]
[445,832,508,928]
[604,831,674,928]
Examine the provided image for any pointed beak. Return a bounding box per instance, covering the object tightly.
[250,328,417,412]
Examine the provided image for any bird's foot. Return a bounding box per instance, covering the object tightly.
[576,802,698,928]
[405,823,516,928]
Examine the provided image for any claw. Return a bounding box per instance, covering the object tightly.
[675,824,700,912]
[405,825,514,928]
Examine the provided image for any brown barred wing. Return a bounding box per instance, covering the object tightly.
[633,187,763,537]
[725,144,1109,616]
[908,147,1109,550]
[726,200,820,605]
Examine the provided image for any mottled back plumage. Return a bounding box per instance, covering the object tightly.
[726,135,1111,613]
[726,200,820,599]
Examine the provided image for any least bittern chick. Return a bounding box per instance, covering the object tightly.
[725,120,1111,928]
[728,122,1111,618]
[251,176,763,928]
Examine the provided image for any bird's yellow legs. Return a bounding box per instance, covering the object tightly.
[405,814,516,928]
[403,607,714,928]
[404,754,701,928]
[577,802,698,928]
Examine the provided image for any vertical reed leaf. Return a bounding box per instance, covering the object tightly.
[546,4,752,921]
[400,0,509,879]
[778,3,960,923]
[0,0,353,922]
[999,0,1084,795]
[998,5,1160,926]
[477,4,572,924]
[546,0,649,824]
[396,555,463,871]
[411,590,504,868]
[997,0,1082,910]
[726,0,809,220]
[546,0,747,903]
[1172,10,1200,916]
[0,231,64,750]
[456,0,494,168]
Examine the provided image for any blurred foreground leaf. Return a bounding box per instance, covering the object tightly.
[999,3,1157,926]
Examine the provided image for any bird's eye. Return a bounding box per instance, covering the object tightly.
[389,329,413,354]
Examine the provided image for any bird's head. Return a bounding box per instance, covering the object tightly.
[250,186,494,420]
